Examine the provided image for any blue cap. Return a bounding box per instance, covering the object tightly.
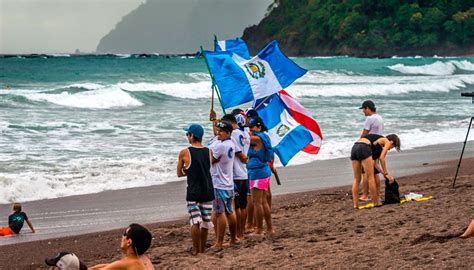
[184,124,204,139]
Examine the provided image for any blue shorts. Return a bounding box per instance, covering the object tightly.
[213,188,234,214]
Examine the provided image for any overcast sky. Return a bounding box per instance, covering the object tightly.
[0,0,145,54]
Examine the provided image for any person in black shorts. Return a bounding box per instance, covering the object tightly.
[350,134,400,209]
[0,203,35,236]
[177,124,214,254]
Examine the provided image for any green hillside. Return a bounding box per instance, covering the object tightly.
[243,0,474,56]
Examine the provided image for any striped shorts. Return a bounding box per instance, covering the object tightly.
[187,201,214,229]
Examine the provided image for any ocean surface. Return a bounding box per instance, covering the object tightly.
[0,54,473,203]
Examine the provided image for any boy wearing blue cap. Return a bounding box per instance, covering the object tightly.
[177,124,214,255]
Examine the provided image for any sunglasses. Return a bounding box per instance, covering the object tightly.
[123,230,128,238]
[185,132,191,137]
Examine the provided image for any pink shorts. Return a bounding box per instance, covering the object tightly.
[249,177,271,191]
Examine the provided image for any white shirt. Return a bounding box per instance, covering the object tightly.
[364,114,384,135]
[231,128,250,180]
[209,137,234,190]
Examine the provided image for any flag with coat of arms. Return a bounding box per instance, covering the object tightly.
[204,40,307,109]
[255,90,323,166]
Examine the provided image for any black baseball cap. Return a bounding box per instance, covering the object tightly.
[359,100,376,110]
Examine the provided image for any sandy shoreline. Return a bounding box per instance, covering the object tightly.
[0,150,473,267]
[0,142,473,246]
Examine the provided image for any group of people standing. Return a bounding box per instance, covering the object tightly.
[177,108,275,254]
[350,100,401,209]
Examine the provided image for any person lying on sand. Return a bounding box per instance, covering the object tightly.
[460,219,474,238]
[0,203,35,237]
[89,224,153,270]
[45,252,87,270]
[350,134,401,209]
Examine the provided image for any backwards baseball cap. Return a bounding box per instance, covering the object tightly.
[45,252,87,270]
[183,124,204,139]
[359,100,376,110]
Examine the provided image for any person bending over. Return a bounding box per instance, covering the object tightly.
[350,134,400,208]
[0,203,35,237]
[89,224,153,270]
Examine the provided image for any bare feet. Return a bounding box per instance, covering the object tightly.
[210,243,223,249]
[359,196,370,202]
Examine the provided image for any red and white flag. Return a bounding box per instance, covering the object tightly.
[279,90,323,154]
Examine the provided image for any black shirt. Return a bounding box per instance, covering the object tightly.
[185,147,214,202]
[9,212,28,234]
[364,134,384,160]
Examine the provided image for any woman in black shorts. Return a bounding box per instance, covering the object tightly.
[350,134,401,208]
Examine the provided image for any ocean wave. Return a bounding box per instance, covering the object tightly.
[23,88,143,109]
[0,156,178,203]
[283,125,474,166]
[289,73,474,97]
[119,81,212,99]
[388,60,474,75]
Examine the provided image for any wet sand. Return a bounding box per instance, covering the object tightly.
[0,154,473,268]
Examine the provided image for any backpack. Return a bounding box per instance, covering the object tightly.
[383,179,400,204]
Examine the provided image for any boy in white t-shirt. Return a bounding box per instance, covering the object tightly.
[223,112,250,239]
[209,120,237,248]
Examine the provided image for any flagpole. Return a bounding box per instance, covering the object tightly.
[200,46,226,116]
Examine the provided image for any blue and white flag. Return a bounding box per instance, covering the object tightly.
[205,40,307,109]
[256,93,313,166]
[215,37,250,59]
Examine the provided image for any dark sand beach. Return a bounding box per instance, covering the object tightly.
[0,147,473,268]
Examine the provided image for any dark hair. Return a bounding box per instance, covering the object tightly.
[216,120,233,133]
[126,223,152,255]
[231,108,244,116]
[386,134,401,151]
[249,116,268,132]
[221,114,237,124]
[189,133,202,143]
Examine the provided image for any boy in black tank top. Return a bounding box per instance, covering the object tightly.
[177,124,214,255]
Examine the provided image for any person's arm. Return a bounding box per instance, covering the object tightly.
[378,138,394,181]
[249,134,261,145]
[360,129,369,138]
[25,219,35,233]
[236,152,248,163]
[89,264,108,269]
[210,148,220,164]
[176,149,189,177]
[360,118,372,138]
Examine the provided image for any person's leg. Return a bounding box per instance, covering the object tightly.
[226,211,237,244]
[199,228,208,252]
[374,173,381,202]
[252,188,265,235]
[351,160,362,209]
[360,173,370,201]
[461,219,474,238]
[235,208,242,239]
[214,213,227,247]
[266,185,272,209]
[362,158,378,205]
[191,224,200,255]
[263,194,273,234]
[246,195,254,230]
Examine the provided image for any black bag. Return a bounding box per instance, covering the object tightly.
[383,179,400,204]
